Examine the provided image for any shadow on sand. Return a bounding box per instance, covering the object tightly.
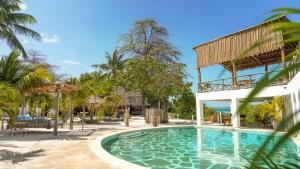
[0,149,45,164]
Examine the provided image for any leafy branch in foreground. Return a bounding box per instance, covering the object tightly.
[241,8,300,168]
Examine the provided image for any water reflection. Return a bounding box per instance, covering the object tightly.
[196,128,300,167]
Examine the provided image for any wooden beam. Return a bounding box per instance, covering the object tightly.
[251,55,263,65]
[69,95,73,130]
[281,47,289,80]
[53,86,60,136]
[197,67,202,92]
[232,61,238,88]
[265,64,269,81]
[197,67,201,83]
[281,47,286,69]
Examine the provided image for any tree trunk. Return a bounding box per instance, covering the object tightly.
[124,106,130,127]
[141,92,146,122]
[82,105,85,131]
[161,99,169,123]
[1,113,4,130]
[90,105,94,120]
[21,92,26,115]
[113,86,118,118]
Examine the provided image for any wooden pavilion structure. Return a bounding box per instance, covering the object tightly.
[35,84,76,135]
[193,16,298,92]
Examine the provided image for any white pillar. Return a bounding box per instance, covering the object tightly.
[231,98,240,128]
[291,93,298,125]
[295,92,300,123]
[196,95,204,126]
[292,91,300,139]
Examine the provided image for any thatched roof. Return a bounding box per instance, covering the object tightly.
[87,87,149,107]
[193,16,298,71]
[116,87,149,107]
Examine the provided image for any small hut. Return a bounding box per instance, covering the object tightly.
[115,87,150,115]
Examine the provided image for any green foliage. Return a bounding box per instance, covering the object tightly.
[95,93,121,120]
[28,93,54,116]
[0,50,53,115]
[240,8,300,168]
[172,83,195,119]
[0,0,41,57]
[123,57,186,106]
[240,97,284,126]
[203,104,217,121]
[0,82,20,127]
[92,49,128,79]
[0,50,53,90]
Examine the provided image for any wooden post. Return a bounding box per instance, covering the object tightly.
[197,67,202,92]
[54,86,60,136]
[265,64,269,81]
[281,48,286,70]
[197,68,201,83]
[232,61,237,88]
[222,79,225,90]
[69,95,73,130]
[281,48,288,81]
[124,106,130,127]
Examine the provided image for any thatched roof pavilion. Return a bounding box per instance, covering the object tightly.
[193,16,298,92]
[35,84,76,135]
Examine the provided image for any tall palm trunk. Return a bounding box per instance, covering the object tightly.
[90,105,94,120]
[21,92,26,115]
[113,85,118,117]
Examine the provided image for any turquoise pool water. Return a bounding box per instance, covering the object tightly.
[101,127,300,169]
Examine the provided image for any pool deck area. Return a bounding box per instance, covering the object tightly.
[1,117,299,169]
[0,117,194,169]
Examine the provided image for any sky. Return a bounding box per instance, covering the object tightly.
[1,0,300,106]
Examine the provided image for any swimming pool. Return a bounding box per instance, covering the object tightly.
[101,127,300,169]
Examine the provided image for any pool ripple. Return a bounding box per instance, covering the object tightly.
[101,127,300,169]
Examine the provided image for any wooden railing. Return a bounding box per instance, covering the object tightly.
[198,71,290,93]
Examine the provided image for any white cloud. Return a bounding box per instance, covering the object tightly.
[62,60,80,65]
[19,1,28,10]
[22,39,29,44]
[41,33,60,44]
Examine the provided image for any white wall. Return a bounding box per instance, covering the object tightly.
[196,71,300,127]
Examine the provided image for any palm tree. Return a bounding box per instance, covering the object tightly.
[92,49,127,79]
[0,50,53,115]
[92,50,127,117]
[72,77,94,130]
[0,0,41,57]
[28,93,54,117]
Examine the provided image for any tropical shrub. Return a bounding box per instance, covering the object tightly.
[0,83,20,128]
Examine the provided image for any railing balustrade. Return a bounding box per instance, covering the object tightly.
[198,70,290,93]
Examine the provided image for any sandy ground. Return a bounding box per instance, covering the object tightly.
[0,116,194,169]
